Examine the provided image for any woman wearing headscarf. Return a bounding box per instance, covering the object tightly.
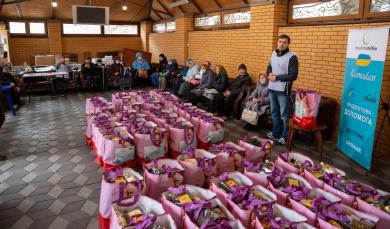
[190,63,215,105]
[131,52,151,87]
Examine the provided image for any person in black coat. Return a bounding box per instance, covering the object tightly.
[81,57,97,91]
[216,64,252,120]
[205,65,229,112]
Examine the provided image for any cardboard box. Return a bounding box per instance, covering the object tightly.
[35,55,55,66]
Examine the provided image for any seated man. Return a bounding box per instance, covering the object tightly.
[131,52,151,87]
[190,63,215,105]
[171,59,190,95]
[216,64,252,120]
[158,58,178,91]
[0,66,22,106]
[82,57,97,91]
[51,57,70,97]
[242,73,270,129]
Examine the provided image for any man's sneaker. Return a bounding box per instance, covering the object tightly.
[266,132,278,140]
[276,137,286,146]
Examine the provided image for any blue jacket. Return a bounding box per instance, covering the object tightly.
[179,66,189,77]
[132,60,150,71]
[197,69,215,89]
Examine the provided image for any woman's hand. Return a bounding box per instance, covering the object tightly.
[252,98,260,103]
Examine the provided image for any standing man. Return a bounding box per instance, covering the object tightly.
[266,34,299,145]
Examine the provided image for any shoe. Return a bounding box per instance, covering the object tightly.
[60,94,65,97]
[51,95,57,98]
[266,132,278,140]
[276,137,286,146]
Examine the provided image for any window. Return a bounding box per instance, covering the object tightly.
[153,22,166,33]
[291,0,360,19]
[166,21,176,32]
[29,22,45,34]
[153,20,175,33]
[195,15,221,27]
[369,0,390,12]
[62,23,101,35]
[289,0,390,23]
[9,22,26,34]
[223,11,251,24]
[104,25,138,35]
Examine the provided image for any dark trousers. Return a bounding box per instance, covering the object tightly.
[51,77,70,96]
[86,75,99,91]
[178,81,195,101]
[215,92,239,117]
[171,77,183,95]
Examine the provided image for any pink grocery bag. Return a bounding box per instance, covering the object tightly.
[238,136,273,162]
[177,149,217,187]
[197,117,224,150]
[161,185,216,228]
[99,168,143,229]
[242,160,274,187]
[209,142,246,175]
[209,172,253,206]
[226,185,276,228]
[110,195,177,229]
[289,188,340,226]
[356,188,390,229]
[293,89,321,129]
[143,159,184,200]
[275,151,314,174]
[169,119,197,159]
[134,122,168,163]
[303,162,346,189]
[254,204,314,229]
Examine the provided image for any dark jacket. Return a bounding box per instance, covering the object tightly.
[81,63,96,76]
[266,48,299,95]
[0,72,15,84]
[110,63,124,76]
[197,69,215,90]
[178,66,189,77]
[158,58,168,73]
[213,71,229,92]
[227,73,252,96]
[164,62,179,75]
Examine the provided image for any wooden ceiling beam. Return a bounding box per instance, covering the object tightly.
[190,0,203,13]
[155,0,173,17]
[152,9,163,20]
[242,0,249,4]
[213,0,222,9]
[199,4,249,14]
[130,0,151,22]
[0,0,6,13]
[152,8,171,16]
[170,0,185,14]
[0,0,34,5]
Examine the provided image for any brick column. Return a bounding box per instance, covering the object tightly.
[47,20,62,55]
[174,13,193,65]
[140,21,153,52]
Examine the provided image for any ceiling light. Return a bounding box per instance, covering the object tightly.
[52,1,57,7]
[122,5,127,11]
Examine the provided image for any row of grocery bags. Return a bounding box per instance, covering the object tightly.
[98,150,389,229]
[86,90,230,168]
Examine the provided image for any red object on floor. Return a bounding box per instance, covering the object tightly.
[98,212,110,229]
[85,136,93,147]
[170,149,181,159]
[136,154,168,166]
[101,160,138,170]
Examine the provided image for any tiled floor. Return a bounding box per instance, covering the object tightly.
[0,91,389,229]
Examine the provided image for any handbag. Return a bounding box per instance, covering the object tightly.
[240,108,259,125]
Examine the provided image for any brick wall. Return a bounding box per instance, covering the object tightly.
[8,22,143,65]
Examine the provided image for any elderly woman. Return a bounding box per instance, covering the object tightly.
[190,63,215,105]
[204,65,229,112]
[177,59,199,101]
[132,52,151,87]
[242,73,270,128]
[110,56,124,87]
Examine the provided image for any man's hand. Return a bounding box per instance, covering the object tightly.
[268,73,277,82]
[224,90,231,97]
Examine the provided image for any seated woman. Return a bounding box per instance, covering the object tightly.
[81,57,97,91]
[51,57,70,97]
[0,66,22,107]
[242,73,270,129]
[215,64,252,120]
[171,59,190,95]
[190,63,215,105]
[204,65,229,112]
[158,58,178,91]
[177,59,199,101]
[131,52,151,87]
[110,56,123,88]
[151,53,168,87]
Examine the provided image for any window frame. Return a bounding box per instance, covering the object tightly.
[221,8,251,28]
[288,0,364,23]
[152,19,176,33]
[61,21,140,37]
[103,24,139,36]
[165,20,176,32]
[364,0,390,18]
[7,20,47,38]
[194,12,222,30]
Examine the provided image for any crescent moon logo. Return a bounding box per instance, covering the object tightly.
[363,33,369,45]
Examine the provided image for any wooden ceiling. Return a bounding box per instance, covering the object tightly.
[0,0,250,22]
